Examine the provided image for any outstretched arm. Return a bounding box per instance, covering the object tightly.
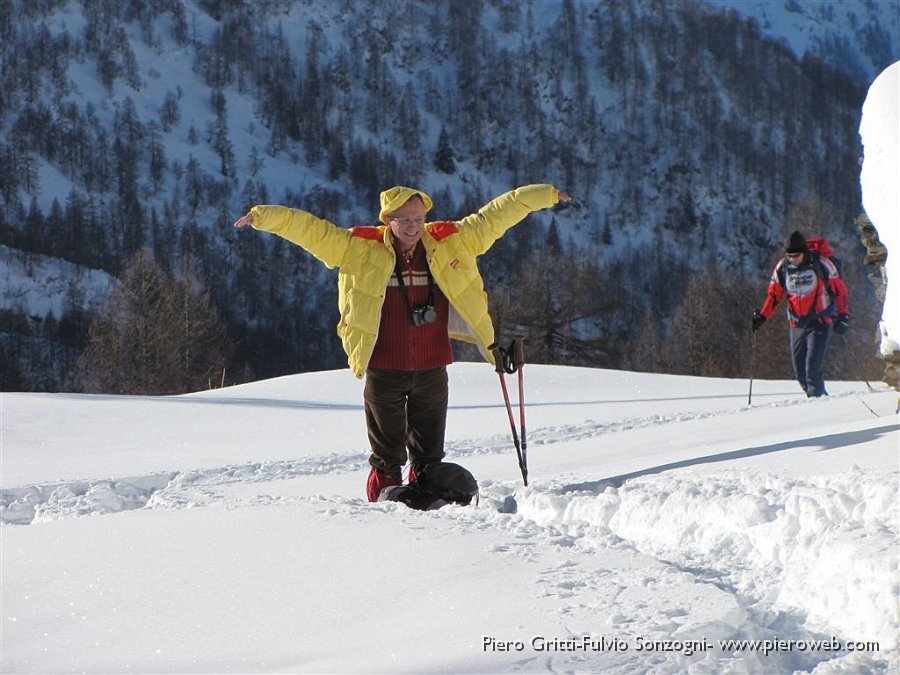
[455,184,570,255]
[232,205,352,269]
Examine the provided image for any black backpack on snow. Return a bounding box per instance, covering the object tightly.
[378,462,478,511]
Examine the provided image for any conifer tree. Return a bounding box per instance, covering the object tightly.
[434,127,456,174]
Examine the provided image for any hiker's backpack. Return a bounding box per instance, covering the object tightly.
[806,238,843,278]
[378,462,478,511]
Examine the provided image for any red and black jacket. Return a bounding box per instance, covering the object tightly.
[760,252,849,327]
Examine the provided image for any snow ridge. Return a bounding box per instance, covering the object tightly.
[508,468,898,665]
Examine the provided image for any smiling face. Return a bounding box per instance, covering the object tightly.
[385,196,427,251]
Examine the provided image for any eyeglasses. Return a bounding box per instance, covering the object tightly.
[390,216,426,227]
[785,251,804,259]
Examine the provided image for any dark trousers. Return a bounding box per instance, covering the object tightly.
[790,322,833,397]
[363,367,448,473]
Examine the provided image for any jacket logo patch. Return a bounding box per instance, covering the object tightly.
[450,259,459,269]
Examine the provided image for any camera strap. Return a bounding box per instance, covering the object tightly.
[394,253,434,314]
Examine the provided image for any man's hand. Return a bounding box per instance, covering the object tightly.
[752,310,766,332]
[833,314,849,335]
[552,191,579,212]
[233,212,254,229]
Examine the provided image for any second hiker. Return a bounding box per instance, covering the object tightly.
[752,230,850,397]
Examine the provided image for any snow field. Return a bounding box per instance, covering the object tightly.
[1,365,897,673]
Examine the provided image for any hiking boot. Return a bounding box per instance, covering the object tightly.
[408,463,421,484]
[408,461,438,484]
[367,468,401,502]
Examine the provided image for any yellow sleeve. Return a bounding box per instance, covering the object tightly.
[250,205,351,269]
[454,184,560,255]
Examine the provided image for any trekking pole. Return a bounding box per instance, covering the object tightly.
[748,324,757,406]
[513,337,528,486]
[839,335,876,392]
[490,340,528,487]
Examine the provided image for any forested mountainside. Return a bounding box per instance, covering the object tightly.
[1,0,897,392]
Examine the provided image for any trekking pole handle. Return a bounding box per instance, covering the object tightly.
[513,336,526,367]
[489,343,506,374]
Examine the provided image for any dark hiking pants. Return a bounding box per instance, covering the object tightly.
[364,367,448,473]
[790,322,833,397]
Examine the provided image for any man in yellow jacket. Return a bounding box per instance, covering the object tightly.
[234,183,570,501]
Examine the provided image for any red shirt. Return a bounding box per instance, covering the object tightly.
[368,244,453,371]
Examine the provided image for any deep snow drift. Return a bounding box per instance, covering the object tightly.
[859,60,900,357]
[1,364,897,674]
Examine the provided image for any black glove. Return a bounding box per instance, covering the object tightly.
[751,311,766,332]
[833,314,849,335]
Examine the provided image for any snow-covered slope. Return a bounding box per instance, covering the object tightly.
[2,364,897,673]
[3,0,894,390]
[707,0,900,85]
[0,245,115,319]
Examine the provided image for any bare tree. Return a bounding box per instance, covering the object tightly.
[631,308,669,373]
[490,249,619,366]
[77,248,233,394]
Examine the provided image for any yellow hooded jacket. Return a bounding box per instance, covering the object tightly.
[250,183,560,378]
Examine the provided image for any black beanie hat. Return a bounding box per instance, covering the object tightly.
[784,230,808,254]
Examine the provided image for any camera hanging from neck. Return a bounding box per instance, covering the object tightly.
[394,255,436,326]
